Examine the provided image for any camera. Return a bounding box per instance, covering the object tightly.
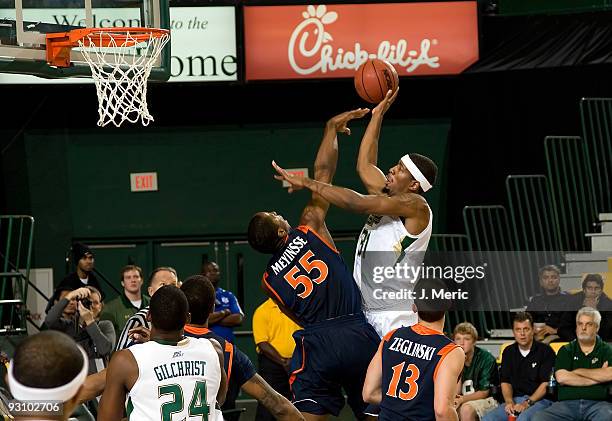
[79,297,92,310]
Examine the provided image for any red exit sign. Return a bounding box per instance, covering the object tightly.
[282,168,309,188]
[130,172,158,192]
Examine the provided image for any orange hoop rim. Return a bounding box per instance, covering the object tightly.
[67,27,169,46]
[46,27,169,67]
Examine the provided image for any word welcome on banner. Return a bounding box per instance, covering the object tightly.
[244,2,479,80]
[0,6,236,83]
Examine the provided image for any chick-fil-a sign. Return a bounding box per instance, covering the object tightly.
[244,2,479,80]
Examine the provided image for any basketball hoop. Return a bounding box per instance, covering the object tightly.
[46,28,170,127]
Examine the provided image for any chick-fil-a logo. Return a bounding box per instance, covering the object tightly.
[288,5,440,75]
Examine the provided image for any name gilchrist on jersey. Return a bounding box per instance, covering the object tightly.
[153,360,207,381]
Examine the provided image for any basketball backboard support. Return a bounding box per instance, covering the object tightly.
[0,0,170,80]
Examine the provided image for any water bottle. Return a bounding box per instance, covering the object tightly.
[547,369,557,399]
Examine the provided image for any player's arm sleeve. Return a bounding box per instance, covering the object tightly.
[252,306,270,347]
[233,347,257,387]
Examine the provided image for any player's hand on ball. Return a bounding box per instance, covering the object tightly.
[372,88,399,116]
[272,160,306,193]
[326,108,370,135]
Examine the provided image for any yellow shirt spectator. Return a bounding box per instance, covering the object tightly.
[253,298,301,359]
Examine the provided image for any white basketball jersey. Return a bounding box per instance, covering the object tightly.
[353,204,432,337]
[126,337,222,421]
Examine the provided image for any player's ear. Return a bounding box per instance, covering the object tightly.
[411,303,418,313]
[277,226,288,238]
[146,311,152,322]
[186,312,192,325]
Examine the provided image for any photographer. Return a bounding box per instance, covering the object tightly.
[44,286,115,375]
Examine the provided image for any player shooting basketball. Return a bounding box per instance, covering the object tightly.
[273,89,438,338]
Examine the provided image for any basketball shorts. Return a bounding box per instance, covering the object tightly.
[289,313,380,419]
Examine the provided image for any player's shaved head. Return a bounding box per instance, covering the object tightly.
[13,331,84,388]
[181,275,216,325]
[248,212,286,254]
[150,285,189,332]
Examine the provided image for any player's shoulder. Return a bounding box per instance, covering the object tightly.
[396,192,430,212]
[111,347,138,366]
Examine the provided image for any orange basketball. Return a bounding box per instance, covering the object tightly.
[354,59,399,103]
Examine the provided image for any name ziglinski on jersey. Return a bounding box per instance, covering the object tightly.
[388,337,436,361]
[270,236,307,275]
[154,360,206,382]
[365,214,383,227]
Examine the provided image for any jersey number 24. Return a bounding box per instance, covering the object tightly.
[283,250,329,299]
[159,381,209,420]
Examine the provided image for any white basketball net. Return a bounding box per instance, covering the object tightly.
[77,30,170,127]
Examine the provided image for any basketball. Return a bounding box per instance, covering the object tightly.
[354,59,399,103]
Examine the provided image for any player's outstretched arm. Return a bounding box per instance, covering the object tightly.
[242,374,305,421]
[433,347,465,421]
[274,161,425,219]
[362,343,383,404]
[298,109,369,245]
[210,338,228,406]
[357,89,399,194]
[77,369,107,404]
[98,350,138,421]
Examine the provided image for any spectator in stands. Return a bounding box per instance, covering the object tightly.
[526,265,567,343]
[482,312,554,421]
[203,260,244,343]
[100,265,149,335]
[558,274,612,342]
[453,322,499,420]
[56,243,103,294]
[44,285,78,320]
[7,331,89,421]
[115,266,178,350]
[252,298,301,421]
[45,286,115,375]
[533,307,612,421]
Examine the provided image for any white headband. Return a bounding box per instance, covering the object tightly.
[8,345,88,401]
[400,154,432,192]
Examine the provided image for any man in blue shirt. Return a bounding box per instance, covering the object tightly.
[203,260,244,343]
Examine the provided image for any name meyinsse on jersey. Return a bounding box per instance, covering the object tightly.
[388,337,436,361]
[153,360,207,382]
[270,236,307,275]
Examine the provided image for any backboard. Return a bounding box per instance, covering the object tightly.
[0,0,170,80]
